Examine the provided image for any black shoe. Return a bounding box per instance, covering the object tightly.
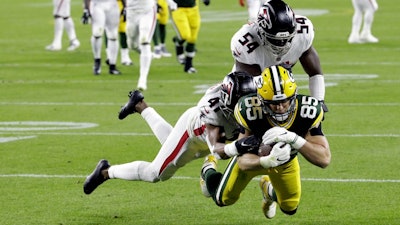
[118,90,144,120]
[83,159,110,195]
[93,59,101,75]
[109,64,121,75]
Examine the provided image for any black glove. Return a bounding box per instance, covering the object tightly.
[320,100,329,112]
[203,0,210,6]
[121,7,127,22]
[81,9,91,24]
[235,135,261,155]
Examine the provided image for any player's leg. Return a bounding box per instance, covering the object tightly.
[46,0,64,50]
[348,0,363,43]
[60,0,79,51]
[183,7,201,73]
[152,20,162,59]
[90,3,106,75]
[117,0,133,65]
[360,0,378,43]
[118,89,173,144]
[170,8,188,65]
[137,7,157,91]
[158,0,172,57]
[105,1,122,75]
[202,156,260,206]
[267,156,301,216]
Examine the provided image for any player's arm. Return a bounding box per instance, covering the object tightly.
[234,60,262,76]
[205,123,231,160]
[299,46,328,111]
[298,127,331,168]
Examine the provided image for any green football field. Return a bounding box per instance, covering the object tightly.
[1,0,399,224]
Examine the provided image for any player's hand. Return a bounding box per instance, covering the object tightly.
[166,0,178,11]
[203,0,210,6]
[235,135,261,155]
[81,9,91,24]
[121,7,127,22]
[259,142,291,168]
[262,127,306,150]
[239,0,245,7]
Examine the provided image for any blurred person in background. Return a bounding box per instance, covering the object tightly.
[348,0,379,44]
[46,0,80,51]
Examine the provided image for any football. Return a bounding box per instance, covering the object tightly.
[258,143,274,156]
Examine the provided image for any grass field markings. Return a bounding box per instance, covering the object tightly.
[0,131,398,137]
[1,174,399,183]
[0,136,36,143]
[0,121,98,131]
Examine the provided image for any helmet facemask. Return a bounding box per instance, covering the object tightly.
[259,94,297,122]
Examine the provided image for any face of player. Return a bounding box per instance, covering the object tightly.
[268,98,291,114]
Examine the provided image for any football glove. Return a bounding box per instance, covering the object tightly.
[81,9,91,24]
[262,127,306,150]
[166,0,178,11]
[203,0,210,6]
[235,135,261,155]
[259,142,291,168]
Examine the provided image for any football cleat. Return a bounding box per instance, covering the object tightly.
[109,64,121,75]
[67,39,80,51]
[152,48,162,59]
[160,46,172,57]
[177,54,186,64]
[200,155,217,197]
[360,34,379,43]
[185,67,197,74]
[83,159,110,195]
[260,175,277,219]
[121,59,133,66]
[118,90,144,120]
[93,59,101,75]
[45,44,61,51]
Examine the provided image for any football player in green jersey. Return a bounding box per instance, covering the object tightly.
[201,65,331,219]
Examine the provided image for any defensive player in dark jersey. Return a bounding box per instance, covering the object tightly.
[200,65,331,219]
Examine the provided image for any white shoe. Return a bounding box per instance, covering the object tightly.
[45,44,61,51]
[185,67,197,74]
[260,175,276,219]
[152,49,162,59]
[200,155,217,197]
[348,34,362,44]
[177,54,185,64]
[360,34,379,43]
[67,39,80,51]
[121,59,133,66]
[160,46,172,57]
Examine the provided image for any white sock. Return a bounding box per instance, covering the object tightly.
[108,161,158,182]
[107,39,118,64]
[138,44,152,88]
[64,17,77,42]
[52,18,64,47]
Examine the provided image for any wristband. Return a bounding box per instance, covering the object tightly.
[224,141,238,157]
[291,135,306,149]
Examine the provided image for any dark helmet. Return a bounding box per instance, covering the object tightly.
[220,71,256,112]
[257,0,297,57]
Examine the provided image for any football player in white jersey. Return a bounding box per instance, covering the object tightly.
[231,0,328,112]
[348,0,379,44]
[83,72,258,195]
[46,0,80,51]
[82,0,121,75]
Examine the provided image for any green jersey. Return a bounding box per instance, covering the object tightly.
[234,93,324,139]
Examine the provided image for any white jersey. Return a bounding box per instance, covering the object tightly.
[231,15,314,71]
[126,0,156,12]
[197,84,241,141]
